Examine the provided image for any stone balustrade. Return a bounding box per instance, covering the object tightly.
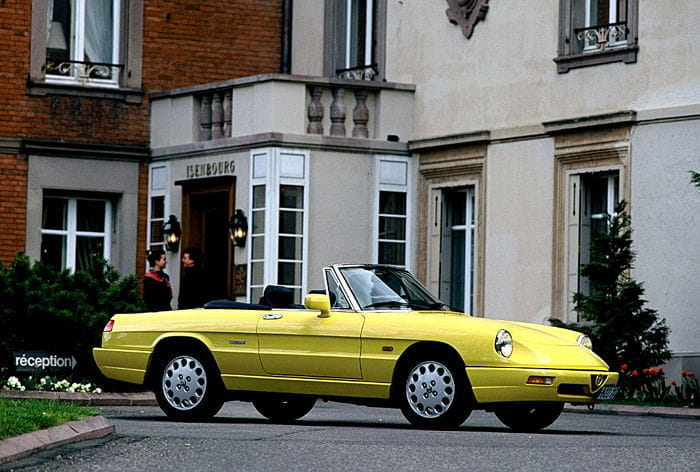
[150,74,415,149]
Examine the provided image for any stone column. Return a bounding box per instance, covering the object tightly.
[307,86,324,134]
[330,88,346,137]
[352,89,369,138]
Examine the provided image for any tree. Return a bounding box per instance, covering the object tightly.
[691,170,700,190]
[550,201,671,373]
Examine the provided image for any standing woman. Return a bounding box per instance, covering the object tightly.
[144,249,172,312]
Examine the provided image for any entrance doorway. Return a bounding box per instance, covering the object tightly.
[439,187,475,314]
[180,177,235,300]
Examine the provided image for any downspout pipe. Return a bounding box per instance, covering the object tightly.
[281,0,293,73]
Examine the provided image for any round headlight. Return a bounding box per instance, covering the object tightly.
[577,334,593,350]
[495,329,513,357]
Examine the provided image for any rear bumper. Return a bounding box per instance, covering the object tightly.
[466,366,619,404]
[93,347,151,385]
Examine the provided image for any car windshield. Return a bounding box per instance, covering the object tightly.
[339,266,450,311]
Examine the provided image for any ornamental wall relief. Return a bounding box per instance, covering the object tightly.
[445,0,490,39]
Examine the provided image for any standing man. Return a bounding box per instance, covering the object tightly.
[178,247,210,309]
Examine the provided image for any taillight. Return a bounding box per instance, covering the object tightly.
[104,320,115,332]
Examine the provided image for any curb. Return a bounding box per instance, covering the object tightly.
[565,403,700,420]
[0,391,157,407]
[0,416,114,465]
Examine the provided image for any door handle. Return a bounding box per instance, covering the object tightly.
[262,314,283,320]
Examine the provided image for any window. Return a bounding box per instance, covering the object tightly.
[324,269,351,309]
[326,0,386,80]
[375,157,410,267]
[439,188,475,314]
[249,149,309,304]
[555,0,638,73]
[147,166,168,253]
[577,172,619,297]
[41,195,112,271]
[46,0,121,85]
[30,0,143,97]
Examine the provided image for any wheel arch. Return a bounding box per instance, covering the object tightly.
[145,335,221,388]
[389,341,474,404]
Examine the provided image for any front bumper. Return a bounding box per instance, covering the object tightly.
[466,367,619,404]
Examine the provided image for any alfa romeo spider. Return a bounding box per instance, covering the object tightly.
[93,264,618,431]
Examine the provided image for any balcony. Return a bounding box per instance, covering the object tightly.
[150,74,415,156]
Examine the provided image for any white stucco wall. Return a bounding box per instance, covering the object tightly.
[385,1,700,139]
[630,117,700,357]
[483,138,555,323]
[307,150,375,289]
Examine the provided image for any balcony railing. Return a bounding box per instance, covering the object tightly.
[45,59,124,83]
[575,22,628,51]
[150,74,415,149]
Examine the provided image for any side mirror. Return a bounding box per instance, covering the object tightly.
[304,293,331,318]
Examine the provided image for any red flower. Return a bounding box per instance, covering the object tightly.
[658,367,664,373]
[649,368,657,376]
[690,371,696,377]
[681,370,687,377]
[671,380,677,386]
[631,370,638,377]
[642,368,650,375]
[620,364,628,371]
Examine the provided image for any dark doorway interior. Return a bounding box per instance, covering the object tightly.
[181,178,235,300]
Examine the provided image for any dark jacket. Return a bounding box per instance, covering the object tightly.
[143,270,172,312]
[178,265,210,309]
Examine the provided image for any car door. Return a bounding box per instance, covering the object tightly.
[256,309,364,379]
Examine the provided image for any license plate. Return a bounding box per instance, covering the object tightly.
[595,386,619,401]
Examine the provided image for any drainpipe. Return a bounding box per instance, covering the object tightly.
[281,0,293,74]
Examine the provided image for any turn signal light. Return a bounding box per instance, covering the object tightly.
[526,376,554,385]
[103,320,114,332]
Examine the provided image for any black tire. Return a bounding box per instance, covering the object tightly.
[494,403,564,432]
[398,358,472,429]
[252,394,316,422]
[153,350,224,420]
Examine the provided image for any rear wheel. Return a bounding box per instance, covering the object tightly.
[494,403,564,432]
[399,358,472,429]
[252,394,316,422]
[153,350,224,420]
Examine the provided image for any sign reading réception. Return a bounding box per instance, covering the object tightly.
[14,350,78,373]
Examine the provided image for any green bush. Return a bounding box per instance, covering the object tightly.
[0,253,143,383]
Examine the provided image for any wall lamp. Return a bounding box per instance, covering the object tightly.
[162,215,182,252]
[229,209,248,248]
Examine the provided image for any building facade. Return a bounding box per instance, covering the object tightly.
[3,1,697,374]
[1,0,283,280]
[149,0,698,372]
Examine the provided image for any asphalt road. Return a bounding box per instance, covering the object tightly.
[3,401,698,472]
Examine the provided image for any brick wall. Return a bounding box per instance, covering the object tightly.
[0,0,283,268]
[0,154,28,264]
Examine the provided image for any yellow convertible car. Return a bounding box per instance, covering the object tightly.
[94,264,618,431]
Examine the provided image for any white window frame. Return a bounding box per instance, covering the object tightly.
[46,0,122,87]
[373,155,411,269]
[248,148,310,304]
[345,0,374,69]
[41,195,113,272]
[583,0,627,51]
[564,166,623,320]
[146,164,169,259]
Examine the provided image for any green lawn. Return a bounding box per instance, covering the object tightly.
[0,398,100,440]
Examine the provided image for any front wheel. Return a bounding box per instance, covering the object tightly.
[399,359,472,429]
[494,403,564,432]
[252,394,316,422]
[153,351,224,420]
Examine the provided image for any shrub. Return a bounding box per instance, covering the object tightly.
[550,201,671,398]
[0,253,143,383]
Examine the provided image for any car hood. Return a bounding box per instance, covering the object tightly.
[434,312,610,371]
